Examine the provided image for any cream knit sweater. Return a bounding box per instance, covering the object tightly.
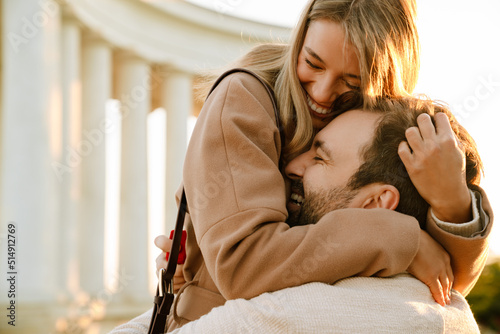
[112,273,480,333]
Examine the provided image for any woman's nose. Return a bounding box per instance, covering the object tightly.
[311,78,338,107]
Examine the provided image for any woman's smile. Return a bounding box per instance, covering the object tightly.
[306,94,332,116]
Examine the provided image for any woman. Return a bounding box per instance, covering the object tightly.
[112,0,493,332]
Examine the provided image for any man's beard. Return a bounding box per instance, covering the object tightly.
[287,185,359,226]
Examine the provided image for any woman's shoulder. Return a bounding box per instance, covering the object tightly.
[205,68,277,120]
[209,68,273,101]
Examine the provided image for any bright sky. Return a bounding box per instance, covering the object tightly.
[187,0,500,257]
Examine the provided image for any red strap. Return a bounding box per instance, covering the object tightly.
[167,230,187,264]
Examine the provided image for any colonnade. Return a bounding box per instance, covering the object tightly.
[0,0,289,331]
[0,0,192,329]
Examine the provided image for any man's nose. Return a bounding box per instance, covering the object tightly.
[285,151,311,180]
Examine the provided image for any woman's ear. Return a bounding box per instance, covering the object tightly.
[360,184,400,210]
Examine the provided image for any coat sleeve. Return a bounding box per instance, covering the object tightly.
[183,72,421,300]
[426,186,494,296]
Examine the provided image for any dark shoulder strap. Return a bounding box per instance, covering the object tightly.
[148,189,186,334]
[149,68,284,334]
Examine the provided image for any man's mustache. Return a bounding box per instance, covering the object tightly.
[290,180,304,198]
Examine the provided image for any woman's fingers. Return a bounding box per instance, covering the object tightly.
[416,113,436,139]
[154,234,172,252]
[404,126,424,154]
[444,263,455,304]
[407,230,454,307]
[427,278,446,307]
[439,274,451,305]
[154,234,187,292]
[434,111,454,136]
[154,235,171,277]
[155,251,168,277]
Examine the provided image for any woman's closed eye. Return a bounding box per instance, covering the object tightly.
[343,78,360,91]
[305,58,322,70]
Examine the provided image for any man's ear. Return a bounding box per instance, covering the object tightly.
[360,184,400,210]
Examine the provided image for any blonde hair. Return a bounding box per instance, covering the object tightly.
[197,0,420,161]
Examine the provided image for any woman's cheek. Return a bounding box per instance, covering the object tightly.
[297,61,311,86]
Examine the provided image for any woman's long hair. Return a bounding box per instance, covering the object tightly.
[197,0,420,161]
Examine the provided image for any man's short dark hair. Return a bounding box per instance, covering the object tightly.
[344,95,483,227]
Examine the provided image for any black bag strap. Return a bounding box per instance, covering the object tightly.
[147,190,186,334]
[147,68,281,334]
[208,68,283,148]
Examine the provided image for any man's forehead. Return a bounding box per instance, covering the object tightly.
[315,109,380,154]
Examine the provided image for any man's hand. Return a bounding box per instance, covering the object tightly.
[407,230,453,306]
[155,235,186,292]
[398,112,472,223]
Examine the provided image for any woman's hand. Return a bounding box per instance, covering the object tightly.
[398,112,472,223]
[407,230,453,306]
[154,235,186,293]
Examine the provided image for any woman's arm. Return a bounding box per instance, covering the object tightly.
[426,187,493,295]
[399,112,493,295]
[184,72,421,300]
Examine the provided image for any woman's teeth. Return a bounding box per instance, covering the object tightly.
[307,96,331,115]
[291,193,304,206]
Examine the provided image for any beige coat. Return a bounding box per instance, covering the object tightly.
[167,71,493,331]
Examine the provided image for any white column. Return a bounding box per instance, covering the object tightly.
[0,0,61,303]
[115,53,150,302]
[58,17,82,299]
[80,35,111,295]
[147,109,167,292]
[162,70,192,230]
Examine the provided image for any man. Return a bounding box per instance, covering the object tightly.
[112,96,487,333]
[286,96,483,230]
